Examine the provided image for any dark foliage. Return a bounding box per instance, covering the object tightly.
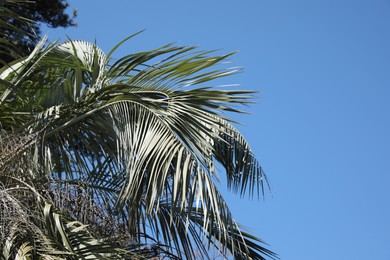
[0,0,76,64]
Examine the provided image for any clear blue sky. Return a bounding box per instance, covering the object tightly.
[45,1,390,259]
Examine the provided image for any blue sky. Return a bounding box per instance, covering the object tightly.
[45,1,390,259]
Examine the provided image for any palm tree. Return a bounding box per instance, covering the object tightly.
[0,5,277,260]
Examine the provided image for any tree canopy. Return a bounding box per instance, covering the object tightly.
[0,0,76,64]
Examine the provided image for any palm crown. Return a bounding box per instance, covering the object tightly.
[0,8,276,259]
